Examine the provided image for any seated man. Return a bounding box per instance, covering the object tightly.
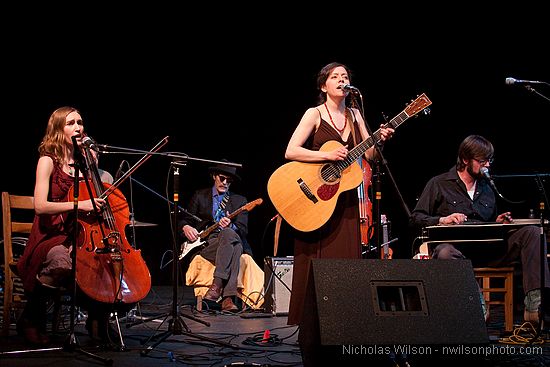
[409,134,550,324]
[179,161,253,312]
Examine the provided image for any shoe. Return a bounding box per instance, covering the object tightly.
[524,309,540,324]
[16,318,50,345]
[221,297,239,312]
[204,283,223,302]
[86,317,119,344]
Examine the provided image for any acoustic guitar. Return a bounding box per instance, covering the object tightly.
[267,94,432,232]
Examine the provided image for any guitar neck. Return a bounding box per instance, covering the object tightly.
[200,207,246,239]
[352,111,409,161]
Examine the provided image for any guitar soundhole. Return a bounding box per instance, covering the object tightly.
[320,164,340,184]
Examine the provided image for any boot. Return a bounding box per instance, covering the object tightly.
[17,282,52,345]
[85,304,119,345]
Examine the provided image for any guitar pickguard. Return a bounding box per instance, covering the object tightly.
[317,183,340,201]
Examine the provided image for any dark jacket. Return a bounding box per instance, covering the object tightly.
[178,187,253,255]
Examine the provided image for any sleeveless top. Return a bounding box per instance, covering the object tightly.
[287,108,363,326]
[17,154,76,292]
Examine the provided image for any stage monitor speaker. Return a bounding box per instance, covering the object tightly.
[300,259,489,366]
[263,256,293,315]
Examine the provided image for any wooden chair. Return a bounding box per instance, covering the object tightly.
[416,242,515,331]
[473,266,514,331]
[2,191,34,336]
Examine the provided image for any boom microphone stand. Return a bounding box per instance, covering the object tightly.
[534,175,549,335]
[64,137,114,364]
[0,138,113,365]
[86,139,240,352]
[140,159,237,356]
[505,80,550,336]
[350,91,412,257]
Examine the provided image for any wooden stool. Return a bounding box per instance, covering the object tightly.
[473,267,514,331]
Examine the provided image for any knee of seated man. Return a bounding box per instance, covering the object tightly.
[432,243,463,260]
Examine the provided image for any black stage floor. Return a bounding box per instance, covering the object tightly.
[1,285,550,366]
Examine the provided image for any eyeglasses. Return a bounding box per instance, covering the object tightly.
[217,174,233,183]
[473,158,494,165]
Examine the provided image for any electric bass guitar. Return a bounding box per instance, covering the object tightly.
[267,93,432,232]
[178,198,263,261]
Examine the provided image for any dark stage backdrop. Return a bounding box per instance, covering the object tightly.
[2,11,549,284]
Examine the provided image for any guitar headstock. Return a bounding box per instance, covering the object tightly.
[404,93,432,117]
[244,198,263,211]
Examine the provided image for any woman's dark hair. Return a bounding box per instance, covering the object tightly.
[316,62,353,104]
[456,135,494,170]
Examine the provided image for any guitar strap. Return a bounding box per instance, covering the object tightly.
[272,109,357,252]
[214,192,230,222]
[348,108,358,146]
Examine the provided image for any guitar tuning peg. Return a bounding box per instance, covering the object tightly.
[422,108,431,115]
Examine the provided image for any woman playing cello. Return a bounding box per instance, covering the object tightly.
[17,106,121,345]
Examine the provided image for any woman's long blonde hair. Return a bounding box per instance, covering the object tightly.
[38,106,78,163]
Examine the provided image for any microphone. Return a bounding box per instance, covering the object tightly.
[505,77,543,86]
[114,160,126,180]
[480,167,494,184]
[71,135,84,164]
[339,84,360,93]
[82,135,99,152]
[480,167,501,195]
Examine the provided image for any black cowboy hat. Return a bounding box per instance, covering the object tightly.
[208,160,241,181]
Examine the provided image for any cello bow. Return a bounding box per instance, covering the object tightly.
[100,136,170,200]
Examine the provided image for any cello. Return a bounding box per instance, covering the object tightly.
[68,139,164,305]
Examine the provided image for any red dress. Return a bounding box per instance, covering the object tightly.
[17,156,75,292]
[287,116,362,326]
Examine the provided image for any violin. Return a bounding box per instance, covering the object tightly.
[358,157,392,259]
[68,142,156,304]
[358,157,373,247]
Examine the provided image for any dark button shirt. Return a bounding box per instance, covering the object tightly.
[410,166,497,231]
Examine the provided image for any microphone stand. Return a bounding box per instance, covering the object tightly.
[504,74,550,334]
[489,172,550,338]
[128,176,202,223]
[1,138,114,363]
[350,92,411,258]
[533,175,549,338]
[83,139,240,352]
[139,157,239,356]
[522,84,550,103]
[63,139,114,363]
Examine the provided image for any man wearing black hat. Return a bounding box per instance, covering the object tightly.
[179,161,252,312]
